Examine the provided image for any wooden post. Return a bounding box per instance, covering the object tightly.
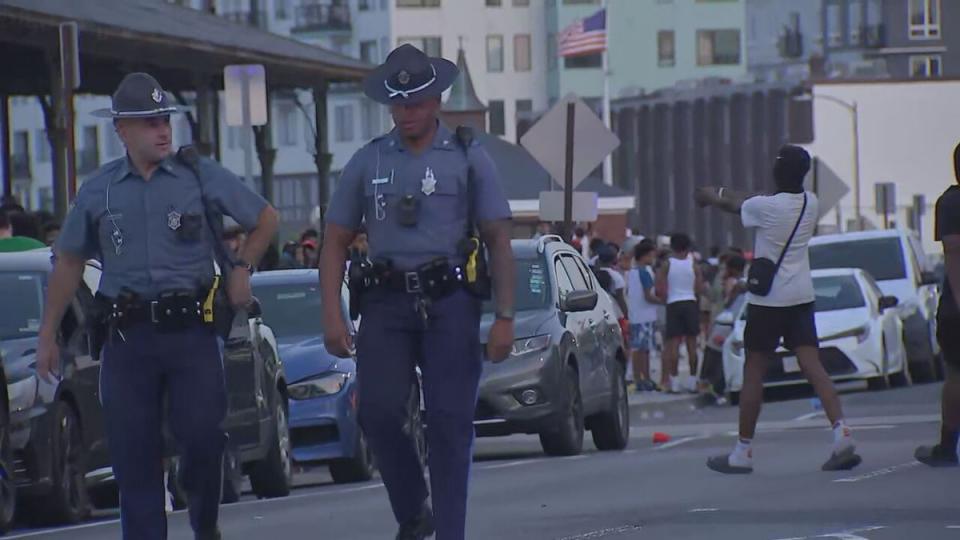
[313,85,331,240]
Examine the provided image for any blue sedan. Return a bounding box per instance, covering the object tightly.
[251,270,372,483]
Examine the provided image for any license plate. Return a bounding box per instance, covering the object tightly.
[782,356,800,373]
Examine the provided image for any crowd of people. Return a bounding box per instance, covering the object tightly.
[0,195,61,251]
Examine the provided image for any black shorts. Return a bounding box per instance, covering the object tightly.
[666,300,700,339]
[744,302,819,353]
[937,313,960,369]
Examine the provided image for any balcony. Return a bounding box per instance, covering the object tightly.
[11,153,30,179]
[778,29,804,59]
[292,2,351,33]
[78,148,99,175]
[220,10,269,30]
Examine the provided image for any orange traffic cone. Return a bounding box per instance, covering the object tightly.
[652,432,671,444]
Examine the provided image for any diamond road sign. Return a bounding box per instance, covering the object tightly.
[520,93,620,189]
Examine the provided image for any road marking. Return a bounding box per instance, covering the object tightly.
[654,436,707,450]
[833,461,920,483]
[793,411,824,422]
[772,525,886,540]
[623,449,638,455]
[689,508,719,513]
[557,524,643,539]
[561,455,588,461]
[5,520,123,539]
[946,525,960,529]
[481,459,546,470]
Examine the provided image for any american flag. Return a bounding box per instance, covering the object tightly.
[558,8,607,57]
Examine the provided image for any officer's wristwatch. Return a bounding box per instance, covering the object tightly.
[495,309,514,321]
[236,260,256,275]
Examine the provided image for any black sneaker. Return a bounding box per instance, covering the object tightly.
[915,444,959,467]
[821,445,862,471]
[195,530,221,540]
[706,454,753,474]
[396,504,435,540]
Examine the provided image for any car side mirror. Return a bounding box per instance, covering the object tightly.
[560,290,598,313]
[247,297,263,319]
[879,295,899,311]
[920,271,939,286]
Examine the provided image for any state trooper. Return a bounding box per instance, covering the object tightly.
[35,72,279,540]
[320,44,516,540]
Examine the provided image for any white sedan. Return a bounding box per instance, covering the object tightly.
[723,268,910,402]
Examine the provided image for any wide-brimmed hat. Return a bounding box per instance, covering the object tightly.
[91,72,180,118]
[362,44,458,106]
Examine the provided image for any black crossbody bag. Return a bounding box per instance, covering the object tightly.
[454,126,493,300]
[747,193,807,296]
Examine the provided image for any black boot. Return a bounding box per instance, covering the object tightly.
[396,504,435,540]
[195,529,221,540]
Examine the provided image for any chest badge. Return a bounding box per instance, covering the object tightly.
[421,167,437,196]
[167,210,182,231]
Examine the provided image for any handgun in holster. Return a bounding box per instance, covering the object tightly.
[348,256,375,320]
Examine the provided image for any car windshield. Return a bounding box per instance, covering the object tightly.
[483,258,552,313]
[254,282,324,339]
[813,275,866,312]
[0,271,45,341]
[809,237,906,281]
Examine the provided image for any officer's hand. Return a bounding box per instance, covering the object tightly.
[227,269,253,309]
[324,316,354,358]
[486,318,514,363]
[36,334,61,384]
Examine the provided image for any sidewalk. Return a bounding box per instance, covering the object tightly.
[625,344,706,420]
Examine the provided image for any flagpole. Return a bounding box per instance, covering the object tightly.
[601,0,612,186]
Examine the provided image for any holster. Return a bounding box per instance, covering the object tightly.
[458,237,492,300]
[348,257,376,320]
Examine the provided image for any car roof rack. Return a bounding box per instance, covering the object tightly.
[537,234,565,254]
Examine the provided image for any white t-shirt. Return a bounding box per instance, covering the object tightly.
[598,267,626,318]
[627,266,659,324]
[741,192,819,307]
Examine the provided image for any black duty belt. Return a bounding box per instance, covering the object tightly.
[97,289,209,332]
[373,260,466,297]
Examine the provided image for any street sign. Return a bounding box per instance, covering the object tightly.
[875,182,896,215]
[913,194,926,216]
[520,93,620,190]
[224,64,268,127]
[539,191,598,223]
[809,157,850,219]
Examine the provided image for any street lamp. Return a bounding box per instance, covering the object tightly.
[794,92,861,228]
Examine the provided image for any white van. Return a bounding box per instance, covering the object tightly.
[808,229,944,382]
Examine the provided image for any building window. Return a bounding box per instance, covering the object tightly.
[513,0,529,5]
[361,99,381,140]
[360,40,379,63]
[79,125,100,175]
[359,0,371,10]
[227,126,242,150]
[12,131,29,178]
[486,0,501,5]
[398,36,442,57]
[278,102,299,146]
[275,0,289,19]
[909,0,940,39]
[397,0,440,6]
[35,129,50,163]
[547,32,558,70]
[38,187,53,212]
[564,54,602,69]
[826,0,843,47]
[488,100,505,136]
[105,123,123,157]
[514,34,532,71]
[848,0,863,45]
[381,37,390,61]
[335,104,355,142]
[910,54,942,77]
[487,35,504,72]
[516,99,532,115]
[657,30,675,66]
[696,29,741,65]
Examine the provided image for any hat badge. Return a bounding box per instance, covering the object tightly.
[151,88,163,103]
[397,70,411,85]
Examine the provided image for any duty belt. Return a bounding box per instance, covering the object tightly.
[374,261,466,296]
[97,289,210,333]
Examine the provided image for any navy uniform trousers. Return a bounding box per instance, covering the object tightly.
[100,322,227,540]
[357,287,483,540]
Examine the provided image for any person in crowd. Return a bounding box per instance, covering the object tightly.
[628,240,662,391]
[301,238,319,268]
[278,240,301,269]
[42,221,61,246]
[0,210,46,252]
[695,144,859,474]
[655,233,704,394]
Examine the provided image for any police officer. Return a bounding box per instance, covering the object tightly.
[320,44,516,540]
[35,72,279,540]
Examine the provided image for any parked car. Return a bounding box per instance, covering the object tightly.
[809,229,943,382]
[475,236,630,456]
[722,268,910,403]
[0,249,291,525]
[251,270,425,484]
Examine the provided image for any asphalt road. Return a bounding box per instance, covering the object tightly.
[13,383,955,540]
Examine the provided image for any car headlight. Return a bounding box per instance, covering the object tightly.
[8,376,38,413]
[511,335,551,357]
[822,324,871,344]
[288,372,350,400]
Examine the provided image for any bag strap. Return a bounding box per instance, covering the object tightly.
[773,193,808,273]
[454,125,478,238]
[175,146,236,275]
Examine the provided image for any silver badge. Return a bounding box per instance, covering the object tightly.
[151,88,163,103]
[421,167,437,196]
[167,210,182,230]
[397,70,411,85]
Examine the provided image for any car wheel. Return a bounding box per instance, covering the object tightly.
[88,483,120,510]
[907,328,939,383]
[539,364,584,457]
[329,430,375,484]
[868,342,891,391]
[221,446,244,504]
[889,344,913,388]
[591,361,630,451]
[22,401,90,525]
[249,401,293,499]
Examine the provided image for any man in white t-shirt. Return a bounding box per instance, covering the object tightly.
[627,241,662,391]
[694,144,860,474]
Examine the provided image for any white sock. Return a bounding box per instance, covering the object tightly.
[730,438,753,467]
[832,420,854,451]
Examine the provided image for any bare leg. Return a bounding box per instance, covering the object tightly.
[661,339,679,387]
[739,350,769,439]
[632,350,651,385]
[794,345,844,425]
[685,336,700,377]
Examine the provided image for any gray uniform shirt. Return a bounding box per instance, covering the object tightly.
[327,123,511,270]
[56,154,267,298]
